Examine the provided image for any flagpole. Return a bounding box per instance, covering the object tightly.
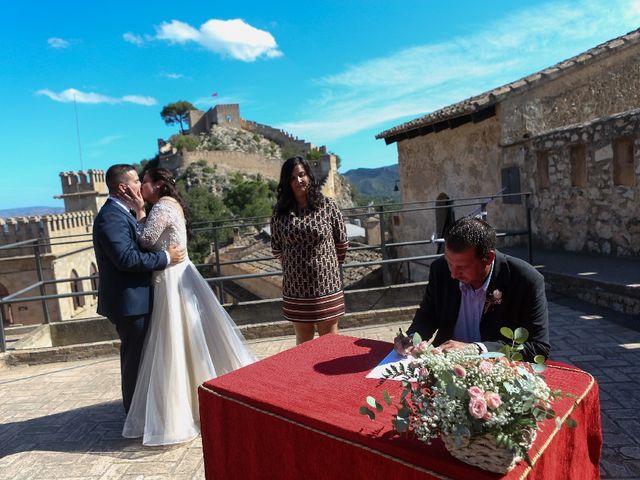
[73,94,84,171]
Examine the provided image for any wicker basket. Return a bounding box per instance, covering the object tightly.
[441,434,522,474]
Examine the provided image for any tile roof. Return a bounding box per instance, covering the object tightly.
[376,28,640,142]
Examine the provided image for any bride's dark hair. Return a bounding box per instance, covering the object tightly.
[144,168,193,240]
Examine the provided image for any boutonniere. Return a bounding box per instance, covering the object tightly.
[483,289,503,315]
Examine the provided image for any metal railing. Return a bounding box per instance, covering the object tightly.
[0,192,533,352]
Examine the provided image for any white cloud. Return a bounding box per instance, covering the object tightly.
[47,37,70,49]
[94,135,124,146]
[162,72,184,79]
[123,32,144,45]
[282,0,640,143]
[155,18,282,62]
[36,88,157,106]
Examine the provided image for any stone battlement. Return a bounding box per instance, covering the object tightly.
[0,211,94,257]
[59,170,106,194]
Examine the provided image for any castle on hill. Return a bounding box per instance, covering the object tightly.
[158,104,347,203]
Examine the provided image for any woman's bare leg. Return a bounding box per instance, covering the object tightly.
[293,322,316,344]
[317,318,339,336]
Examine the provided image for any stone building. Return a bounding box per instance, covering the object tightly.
[0,171,106,326]
[376,28,640,269]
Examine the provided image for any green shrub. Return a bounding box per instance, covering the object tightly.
[173,134,200,152]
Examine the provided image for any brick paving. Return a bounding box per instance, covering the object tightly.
[0,297,639,479]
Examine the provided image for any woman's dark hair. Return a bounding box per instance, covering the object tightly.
[274,156,323,216]
[143,168,193,240]
[444,216,497,260]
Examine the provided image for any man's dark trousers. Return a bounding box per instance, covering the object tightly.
[113,314,149,413]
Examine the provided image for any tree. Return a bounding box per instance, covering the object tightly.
[223,174,277,219]
[160,101,195,134]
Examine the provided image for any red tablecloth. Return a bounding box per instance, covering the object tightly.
[199,334,601,480]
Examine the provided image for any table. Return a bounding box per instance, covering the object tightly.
[199,334,601,479]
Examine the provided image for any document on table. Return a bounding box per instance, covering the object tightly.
[366,349,415,380]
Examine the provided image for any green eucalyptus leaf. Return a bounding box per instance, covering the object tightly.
[566,418,577,428]
[359,406,375,420]
[366,396,382,412]
[514,327,529,344]
[393,416,409,432]
[382,390,392,406]
[500,327,514,340]
[533,355,546,365]
[531,363,547,374]
[555,417,563,430]
[512,352,523,362]
[412,332,422,346]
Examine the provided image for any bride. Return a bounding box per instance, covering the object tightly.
[122,167,255,446]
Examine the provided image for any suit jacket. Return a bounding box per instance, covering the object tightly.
[92,198,168,319]
[407,251,550,361]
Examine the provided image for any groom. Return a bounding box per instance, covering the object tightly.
[406,216,550,362]
[93,164,185,413]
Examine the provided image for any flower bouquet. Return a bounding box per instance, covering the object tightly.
[360,328,575,473]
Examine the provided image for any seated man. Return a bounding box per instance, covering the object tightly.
[407,216,550,362]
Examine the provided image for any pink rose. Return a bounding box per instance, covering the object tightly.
[469,397,488,419]
[468,386,484,398]
[453,365,466,378]
[413,341,430,355]
[479,360,493,374]
[418,367,430,378]
[485,391,503,410]
[431,347,443,355]
[482,412,492,421]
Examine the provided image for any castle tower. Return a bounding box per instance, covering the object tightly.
[55,169,108,214]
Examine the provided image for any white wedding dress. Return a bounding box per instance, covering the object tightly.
[122,197,255,446]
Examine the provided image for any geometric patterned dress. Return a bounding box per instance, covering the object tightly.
[270,196,349,323]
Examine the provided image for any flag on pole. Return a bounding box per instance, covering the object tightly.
[211,92,218,97]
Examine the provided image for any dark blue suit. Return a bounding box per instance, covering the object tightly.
[92,198,168,412]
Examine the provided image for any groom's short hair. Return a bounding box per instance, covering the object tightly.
[444,216,496,260]
[106,164,136,193]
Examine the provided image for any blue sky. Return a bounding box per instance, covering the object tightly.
[2,0,639,208]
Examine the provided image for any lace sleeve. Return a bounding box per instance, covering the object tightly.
[138,201,175,249]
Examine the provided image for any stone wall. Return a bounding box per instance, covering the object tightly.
[240,119,313,155]
[522,109,640,255]
[393,116,528,279]
[500,42,640,145]
[161,150,283,181]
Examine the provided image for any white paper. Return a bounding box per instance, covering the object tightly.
[366,349,415,380]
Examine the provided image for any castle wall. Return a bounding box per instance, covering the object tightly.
[240,119,313,155]
[162,150,284,182]
[0,256,61,325]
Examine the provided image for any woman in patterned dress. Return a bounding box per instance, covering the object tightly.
[270,157,349,344]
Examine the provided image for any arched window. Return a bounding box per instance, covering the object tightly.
[0,283,13,325]
[70,270,85,309]
[89,263,98,299]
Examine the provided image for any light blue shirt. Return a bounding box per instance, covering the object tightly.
[452,261,494,343]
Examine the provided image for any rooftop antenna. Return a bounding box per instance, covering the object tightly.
[73,93,84,171]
